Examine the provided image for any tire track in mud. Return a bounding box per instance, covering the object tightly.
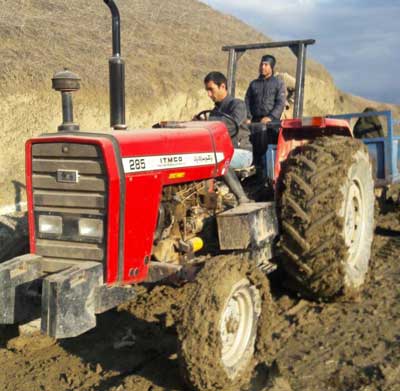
[244,226,400,391]
[270,225,400,391]
[0,214,400,391]
[116,224,400,391]
[375,235,400,258]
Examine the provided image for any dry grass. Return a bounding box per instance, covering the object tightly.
[0,0,399,208]
[0,0,319,95]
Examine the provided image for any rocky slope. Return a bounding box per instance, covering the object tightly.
[0,0,399,209]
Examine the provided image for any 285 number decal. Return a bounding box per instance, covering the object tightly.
[129,158,146,171]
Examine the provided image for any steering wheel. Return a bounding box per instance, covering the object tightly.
[194,110,240,138]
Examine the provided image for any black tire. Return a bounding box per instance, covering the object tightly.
[176,255,275,391]
[278,136,375,299]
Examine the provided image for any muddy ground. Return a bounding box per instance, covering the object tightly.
[0,207,399,391]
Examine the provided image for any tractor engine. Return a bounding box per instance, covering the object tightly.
[152,180,235,264]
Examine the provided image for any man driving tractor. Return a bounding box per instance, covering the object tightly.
[203,71,247,145]
[203,71,253,170]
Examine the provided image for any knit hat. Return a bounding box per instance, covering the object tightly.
[260,54,276,69]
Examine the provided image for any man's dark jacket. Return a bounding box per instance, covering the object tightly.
[353,108,384,139]
[245,74,286,122]
[209,95,247,147]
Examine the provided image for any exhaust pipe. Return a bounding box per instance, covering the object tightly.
[104,0,127,130]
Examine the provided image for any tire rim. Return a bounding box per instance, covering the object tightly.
[344,179,365,261]
[219,278,261,378]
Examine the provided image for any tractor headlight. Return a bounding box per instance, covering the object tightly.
[78,218,103,239]
[38,215,63,235]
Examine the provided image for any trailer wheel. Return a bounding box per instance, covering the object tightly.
[176,256,274,391]
[278,136,374,299]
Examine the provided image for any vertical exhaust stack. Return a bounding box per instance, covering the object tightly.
[104,0,127,130]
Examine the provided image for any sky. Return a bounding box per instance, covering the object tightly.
[201,0,400,104]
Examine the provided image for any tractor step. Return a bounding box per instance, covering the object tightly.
[0,254,135,338]
[217,202,278,250]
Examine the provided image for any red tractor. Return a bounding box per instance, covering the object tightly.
[0,1,375,390]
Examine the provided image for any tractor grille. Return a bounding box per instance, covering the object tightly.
[32,143,107,263]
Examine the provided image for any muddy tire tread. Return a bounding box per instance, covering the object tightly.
[278,136,373,299]
[176,255,275,391]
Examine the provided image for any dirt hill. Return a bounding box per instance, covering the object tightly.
[0,0,399,209]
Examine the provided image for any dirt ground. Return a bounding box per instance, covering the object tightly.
[0,207,399,391]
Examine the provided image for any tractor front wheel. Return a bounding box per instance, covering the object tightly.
[176,256,274,391]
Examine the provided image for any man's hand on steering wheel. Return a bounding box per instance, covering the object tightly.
[193,110,212,121]
[193,110,240,138]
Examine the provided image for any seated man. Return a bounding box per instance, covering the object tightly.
[203,71,252,169]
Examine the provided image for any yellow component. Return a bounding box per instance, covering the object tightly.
[169,172,186,179]
[188,237,204,253]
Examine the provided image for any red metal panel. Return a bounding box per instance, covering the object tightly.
[274,119,353,183]
[210,121,235,176]
[274,128,308,182]
[122,173,162,283]
[114,121,233,181]
[25,142,36,254]
[281,117,352,133]
[26,135,122,284]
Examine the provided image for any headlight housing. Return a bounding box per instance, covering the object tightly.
[78,218,104,239]
[38,215,63,235]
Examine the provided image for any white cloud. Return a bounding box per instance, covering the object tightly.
[201,0,400,104]
[204,0,332,14]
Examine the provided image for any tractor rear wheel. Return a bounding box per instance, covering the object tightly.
[278,136,374,299]
[176,255,274,391]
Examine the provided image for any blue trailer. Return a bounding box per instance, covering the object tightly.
[327,111,400,187]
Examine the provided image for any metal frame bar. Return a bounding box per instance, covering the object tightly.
[222,39,316,118]
[290,43,307,118]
